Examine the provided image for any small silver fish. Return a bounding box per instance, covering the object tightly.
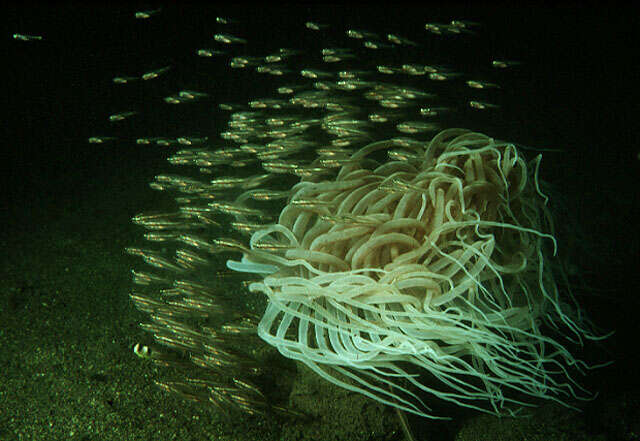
[141,66,171,80]
[109,111,138,122]
[196,49,225,57]
[469,100,499,110]
[491,60,521,69]
[216,17,239,25]
[112,76,138,84]
[13,33,43,41]
[134,8,162,19]
[466,80,500,89]
[306,22,329,31]
[387,34,418,46]
[87,136,117,144]
[214,33,247,44]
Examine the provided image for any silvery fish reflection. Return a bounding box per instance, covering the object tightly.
[97,9,610,426]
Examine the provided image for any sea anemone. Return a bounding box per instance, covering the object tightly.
[225,128,597,418]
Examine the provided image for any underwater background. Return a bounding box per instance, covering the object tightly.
[2,4,638,441]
